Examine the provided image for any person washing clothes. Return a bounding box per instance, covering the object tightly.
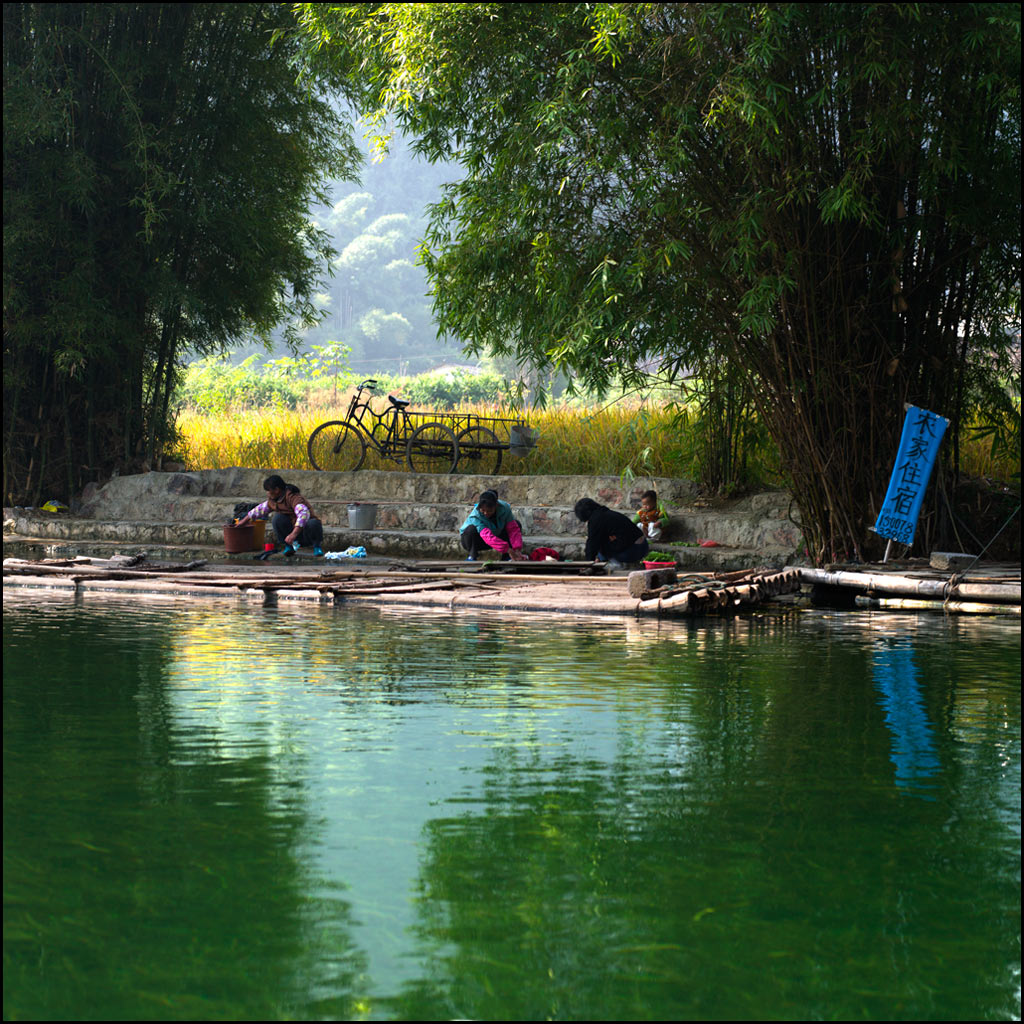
[237,475,324,557]
[460,489,527,561]
[574,496,649,568]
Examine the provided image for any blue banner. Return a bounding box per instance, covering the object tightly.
[872,405,949,546]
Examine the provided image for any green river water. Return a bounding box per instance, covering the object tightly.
[3,593,1020,1021]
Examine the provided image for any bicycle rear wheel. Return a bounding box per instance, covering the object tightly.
[307,422,367,472]
[406,422,458,474]
[455,426,503,475]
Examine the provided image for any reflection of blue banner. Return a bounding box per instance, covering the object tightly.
[873,405,948,545]
[872,642,939,798]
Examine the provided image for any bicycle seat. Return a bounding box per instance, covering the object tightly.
[388,395,410,409]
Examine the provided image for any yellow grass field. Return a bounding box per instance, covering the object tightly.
[176,401,698,478]
[176,398,1018,485]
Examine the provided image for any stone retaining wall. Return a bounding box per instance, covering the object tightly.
[6,468,803,567]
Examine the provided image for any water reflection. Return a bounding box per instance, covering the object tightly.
[3,594,1020,1021]
[872,640,940,796]
[3,598,370,1020]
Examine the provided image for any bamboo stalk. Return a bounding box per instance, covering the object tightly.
[799,567,1020,604]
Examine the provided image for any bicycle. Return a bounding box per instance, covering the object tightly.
[307,379,459,473]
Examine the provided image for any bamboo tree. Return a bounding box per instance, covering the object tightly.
[3,3,360,504]
[299,2,1020,561]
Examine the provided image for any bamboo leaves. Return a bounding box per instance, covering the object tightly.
[296,1,1019,558]
[4,3,360,504]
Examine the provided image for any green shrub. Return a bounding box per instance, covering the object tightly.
[176,355,306,413]
[389,369,506,408]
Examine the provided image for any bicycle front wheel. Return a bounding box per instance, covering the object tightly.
[307,422,367,472]
[455,426,503,475]
[406,422,458,474]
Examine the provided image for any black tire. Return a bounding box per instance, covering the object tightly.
[406,422,458,474]
[455,426,503,475]
[307,421,367,472]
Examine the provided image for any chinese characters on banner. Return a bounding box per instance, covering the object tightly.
[872,406,949,546]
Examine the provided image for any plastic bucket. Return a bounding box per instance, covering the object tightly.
[347,503,377,530]
[250,519,266,550]
[223,522,255,554]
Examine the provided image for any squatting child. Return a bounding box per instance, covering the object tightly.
[633,489,669,542]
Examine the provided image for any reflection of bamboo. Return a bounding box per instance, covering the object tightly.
[855,596,1020,616]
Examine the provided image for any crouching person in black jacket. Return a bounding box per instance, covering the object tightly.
[574,497,649,567]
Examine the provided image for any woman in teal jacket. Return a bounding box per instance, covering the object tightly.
[460,489,526,560]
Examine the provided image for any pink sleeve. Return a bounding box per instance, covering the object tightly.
[506,520,523,549]
[478,527,509,552]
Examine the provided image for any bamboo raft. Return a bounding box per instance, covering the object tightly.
[798,562,1021,616]
[7,556,1018,617]
[3,556,802,620]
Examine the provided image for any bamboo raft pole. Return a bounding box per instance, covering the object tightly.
[637,568,801,617]
[854,596,1020,616]
[798,566,1020,606]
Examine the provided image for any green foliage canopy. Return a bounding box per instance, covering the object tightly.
[299,2,1021,560]
[3,2,359,503]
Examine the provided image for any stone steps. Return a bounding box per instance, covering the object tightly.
[3,518,581,559]
[21,493,797,547]
[5,468,803,568]
[79,467,703,506]
[2,531,793,571]
[4,512,797,565]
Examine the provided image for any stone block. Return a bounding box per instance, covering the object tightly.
[929,551,975,571]
[627,567,678,598]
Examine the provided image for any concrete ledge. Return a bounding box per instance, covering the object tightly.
[929,551,976,571]
[79,467,705,512]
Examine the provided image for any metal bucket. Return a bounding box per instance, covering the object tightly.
[509,423,539,457]
[347,503,377,530]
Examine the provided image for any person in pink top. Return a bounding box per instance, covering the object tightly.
[459,489,527,561]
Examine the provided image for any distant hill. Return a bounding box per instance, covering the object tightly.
[276,132,465,374]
